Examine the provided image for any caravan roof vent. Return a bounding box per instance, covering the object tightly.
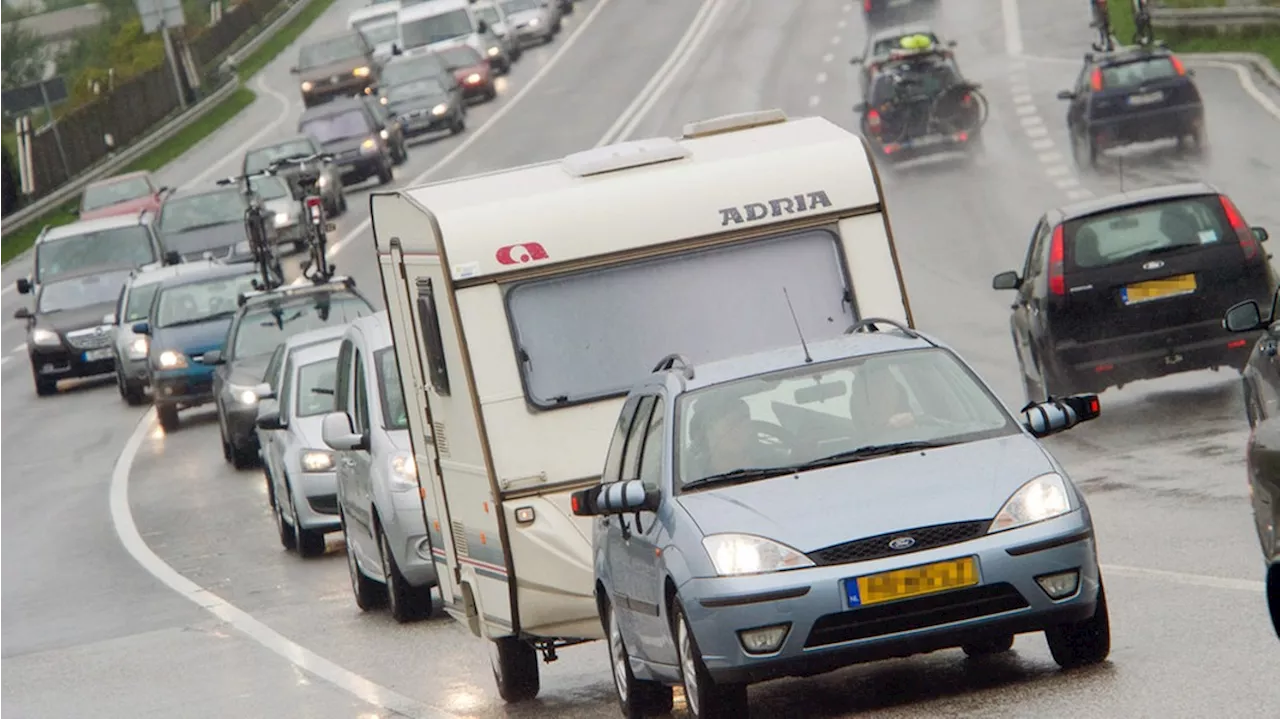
[682,109,788,139]
[561,137,691,178]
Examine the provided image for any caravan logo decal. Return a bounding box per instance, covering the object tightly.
[495,243,550,266]
[718,190,833,227]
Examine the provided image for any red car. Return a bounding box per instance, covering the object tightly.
[79,171,169,221]
[437,45,497,102]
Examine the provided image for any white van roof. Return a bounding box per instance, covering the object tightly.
[349,1,400,25]
[399,0,471,22]
[383,112,882,280]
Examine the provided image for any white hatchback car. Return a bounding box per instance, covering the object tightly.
[325,312,439,622]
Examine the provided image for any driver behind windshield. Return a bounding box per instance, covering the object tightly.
[851,364,920,441]
[686,395,783,481]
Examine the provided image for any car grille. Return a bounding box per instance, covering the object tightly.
[804,583,1030,647]
[308,493,339,515]
[65,326,113,350]
[807,520,990,567]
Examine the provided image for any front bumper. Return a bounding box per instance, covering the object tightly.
[460,79,495,100]
[1087,103,1203,146]
[30,344,116,380]
[295,470,341,532]
[303,80,374,106]
[223,400,262,449]
[399,109,458,137]
[384,493,439,587]
[119,355,149,385]
[153,366,215,408]
[332,154,384,184]
[513,24,554,45]
[1053,319,1259,391]
[680,512,1099,686]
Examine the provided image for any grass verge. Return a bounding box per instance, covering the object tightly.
[1110,1,1280,68]
[2,0,337,265]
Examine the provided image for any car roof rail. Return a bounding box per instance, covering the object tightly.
[652,353,694,379]
[845,317,922,339]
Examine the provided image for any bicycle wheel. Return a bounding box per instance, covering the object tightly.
[1131,0,1154,45]
[934,87,987,135]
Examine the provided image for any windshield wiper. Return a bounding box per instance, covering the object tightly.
[682,466,798,491]
[160,311,236,329]
[170,220,236,233]
[798,440,957,470]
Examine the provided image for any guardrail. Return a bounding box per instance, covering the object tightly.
[1151,5,1280,30]
[0,0,319,248]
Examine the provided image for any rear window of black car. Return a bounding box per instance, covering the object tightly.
[1064,195,1232,270]
[1100,57,1179,89]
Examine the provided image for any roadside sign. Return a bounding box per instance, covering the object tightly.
[135,0,186,32]
[1,77,69,117]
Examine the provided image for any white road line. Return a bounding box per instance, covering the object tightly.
[109,411,459,719]
[1020,115,1044,127]
[1025,126,1049,138]
[1,355,11,366]
[809,95,821,108]
[1038,151,1063,163]
[1045,165,1070,177]
[1010,84,1030,95]
[1101,563,1265,592]
[1056,177,1080,188]
[1031,138,1055,150]
[188,75,291,187]
[1001,0,1024,56]
[327,0,644,257]
[831,35,842,45]
[822,53,833,63]
[1194,59,1280,122]
[837,19,846,29]
[842,3,851,12]
[1012,93,1032,105]
[1014,104,1036,116]
[1067,188,1095,200]
[816,72,828,84]
[14,342,27,353]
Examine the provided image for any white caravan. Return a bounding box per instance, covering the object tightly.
[365,109,914,701]
[348,2,402,63]
[395,0,506,66]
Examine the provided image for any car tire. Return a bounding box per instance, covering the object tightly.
[342,511,386,611]
[1045,579,1111,669]
[273,482,297,550]
[32,366,56,397]
[673,600,748,719]
[1267,563,1280,640]
[379,520,433,623]
[490,636,540,702]
[156,403,180,432]
[338,191,349,214]
[962,634,1015,657]
[231,440,257,470]
[289,485,327,558]
[607,599,673,718]
[377,161,394,185]
[218,409,234,463]
[116,365,146,405]
[452,115,466,134]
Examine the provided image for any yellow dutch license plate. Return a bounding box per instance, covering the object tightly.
[1123,273,1196,305]
[846,556,979,608]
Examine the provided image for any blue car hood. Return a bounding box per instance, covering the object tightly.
[675,434,1058,553]
[152,318,233,360]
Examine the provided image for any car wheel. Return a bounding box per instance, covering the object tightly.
[377,160,394,185]
[490,636,540,702]
[231,439,257,470]
[962,634,1015,657]
[1045,579,1111,669]
[607,599,673,718]
[156,403,180,432]
[117,364,146,405]
[338,191,348,214]
[342,511,385,610]
[289,486,327,558]
[273,482,297,551]
[673,600,748,718]
[1086,135,1101,169]
[452,114,466,134]
[32,365,56,397]
[1267,563,1280,640]
[379,520,433,622]
[218,408,234,463]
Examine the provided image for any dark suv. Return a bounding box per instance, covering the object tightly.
[292,29,380,108]
[992,183,1272,403]
[298,97,395,186]
[1057,44,1205,168]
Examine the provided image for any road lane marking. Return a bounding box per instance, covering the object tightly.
[1015,104,1036,116]
[1038,151,1063,163]
[1193,59,1280,122]
[109,411,460,719]
[1067,188,1095,200]
[1055,176,1079,188]
[1045,165,1070,177]
[831,35,841,45]
[188,74,292,187]
[1012,93,1032,104]
[816,72,828,84]
[1101,563,1265,592]
[822,53,833,63]
[1001,0,1024,56]
[1025,125,1048,138]
[837,19,846,29]
[1019,115,1044,127]
[809,95,821,108]
[1031,138,1055,150]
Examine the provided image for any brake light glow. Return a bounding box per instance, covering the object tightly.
[864,0,872,10]
[1170,55,1186,76]
[1089,397,1100,414]
[867,109,882,132]
[1048,224,1066,296]
[1090,68,1103,91]
[1094,364,1114,373]
[570,494,580,513]
[1220,194,1258,260]
[1228,339,1248,349]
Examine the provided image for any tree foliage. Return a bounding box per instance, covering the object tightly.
[1,21,46,90]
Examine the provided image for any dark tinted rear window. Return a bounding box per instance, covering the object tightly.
[1100,57,1178,89]
[1064,195,1232,270]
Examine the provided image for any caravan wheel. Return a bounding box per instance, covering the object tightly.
[490,636,540,703]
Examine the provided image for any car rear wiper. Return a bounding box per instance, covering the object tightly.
[1112,243,1200,262]
[682,466,799,491]
[797,440,957,470]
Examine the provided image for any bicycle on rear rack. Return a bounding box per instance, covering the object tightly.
[1131,0,1155,46]
[215,172,285,291]
[261,152,338,285]
[1090,0,1115,52]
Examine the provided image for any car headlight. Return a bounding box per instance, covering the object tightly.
[127,336,149,360]
[529,17,540,26]
[156,349,187,369]
[30,327,61,347]
[229,384,258,405]
[487,46,500,57]
[301,449,335,473]
[989,473,1071,534]
[353,66,371,78]
[301,81,314,92]
[465,72,483,84]
[360,137,378,153]
[273,211,293,228]
[379,128,389,140]
[388,451,418,492]
[431,103,448,116]
[379,95,389,105]
[318,174,329,187]
[702,534,814,577]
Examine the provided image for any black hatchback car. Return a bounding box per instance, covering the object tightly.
[1056,44,1205,168]
[992,183,1272,404]
[298,97,395,187]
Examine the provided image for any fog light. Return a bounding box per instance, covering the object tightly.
[737,623,790,655]
[1035,569,1081,599]
[415,537,433,560]
[514,506,535,524]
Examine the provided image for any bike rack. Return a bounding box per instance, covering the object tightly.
[652,353,695,379]
[845,317,921,338]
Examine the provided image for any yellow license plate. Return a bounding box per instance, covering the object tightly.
[846,556,979,608]
[1123,273,1197,305]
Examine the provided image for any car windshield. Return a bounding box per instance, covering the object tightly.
[296,358,339,417]
[248,176,292,201]
[244,140,316,173]
[475,6,501,25]
[387,78,446,102]
[160,191,246,234]
[36,226,156,283]
[123,280,161,322]
[301,110,372,143]
[382,56,445,85]
[437,45,482,70]
[501,0,539,12]
[401,10,474,50]
[82,176,152,211]
[675,348,1016,489]
[233,295,373,358]
[375,347,409,430]
[355,18,399,46]
[1064,195,1233,270]
[1100,56,1179,89]
[298,34,365,69]
[154,274,257,329]
[38,270,132,313]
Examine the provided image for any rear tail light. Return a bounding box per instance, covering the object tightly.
[1090,68,1103,91]
[1094,364,1114,373]
[1048,224,1066,296]
[864,0,872,11]
[867,109,882,133]
[305,196,323,224]
[1170,55,1187,76]
[1228,339,1248,349]
[1220,194,1258,260]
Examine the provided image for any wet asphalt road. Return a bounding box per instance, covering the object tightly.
[3,0,1280,717]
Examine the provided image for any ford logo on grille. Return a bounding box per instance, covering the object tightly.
[888,536,916,550]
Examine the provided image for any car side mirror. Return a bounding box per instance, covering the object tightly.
[256,409,286,431]
[992,270,1021,290]
[201,349,223,365]
[852,101,868,113]
[163,250,182,266]
[13,306,31,320]
[131,321,150,335]
[1021,394,1100,438]
[1057,90,1075,101]
[1253,226,1269,243]
[570,479,660,517]
[16,277,31,294]
[321,411,368,451]
[392,43,402,55]
[253,381,274,400]
[290,66,299,74]
[103,312,117,325]
[1224,299,1265,333]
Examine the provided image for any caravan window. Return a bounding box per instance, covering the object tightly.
[416,278,451,396]
[505,230,855,408]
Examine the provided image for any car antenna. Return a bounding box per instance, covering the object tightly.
[782,287,813,364]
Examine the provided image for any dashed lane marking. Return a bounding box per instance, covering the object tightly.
[816,72,828,84]
[1030,138,1055,151]
[822,53,833,63]
[1055,176,1081,188]
[1068,188,1095,201]
[1102,564,1265,592]
[1045,165,1070,177]
[1038,151,1063,163]
[831,35,842,45]
[1025,125,1049,138]
[1015,104,1037,116]
[837,19,846,29]
[809,95,821,108]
